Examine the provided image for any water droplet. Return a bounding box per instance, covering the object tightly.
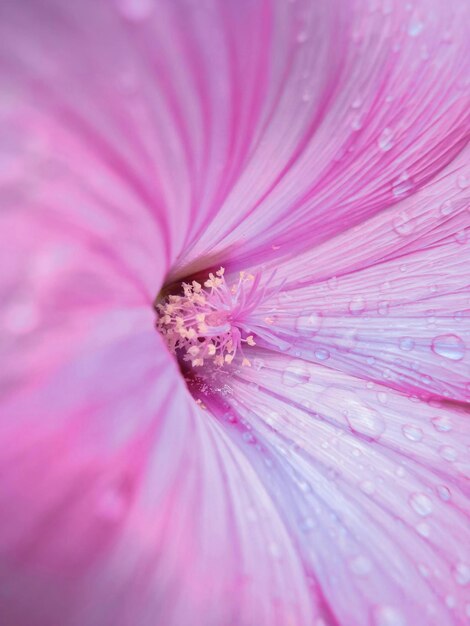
[377,391,388,405]
[392,171,412,197]
[282,363,310,387]
[377,301,390,315]
[296,479,311,493]
[116,0,154,21]
[436,485,451,501]
[431,334,465,361]
[431,415,452,433]
[349,295,366,315]
[296,311,322,333]
[408,15,424,37]
[398,337,415,351]
[454,228,468,244]
[402,425,423,442]
[351,115,364,131]
[351,95,363,109]
[453,562,470,586]
[349,555,372,576]
[378,127,394,151]
[327,276,338,290]
[440,200,457,216]
[299,516,316,532]
[392,211,416,236]
[409,493,433,517]
[418,563,430,578]
[373,605,407,626]
[416,522,430,537]
[396,466,406,478]
[242,431,256,444]
[445,595,456,608]
[439,445,457,462]
[457,173,469,189]
[341,393,386,440]
[314,348,330,361]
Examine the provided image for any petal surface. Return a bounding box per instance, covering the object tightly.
[2,0,468,279]
[250,152,470,402]
[208,352,470,626]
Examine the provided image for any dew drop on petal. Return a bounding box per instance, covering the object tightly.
[377,301,390,315]
[453,562,470,586]
[416,522,430,537]
[351,95,363,109]
[282,363,310,387]
[439,200,456,216]
[242,431,256,445]
[398,337,415,351]
[431,415,452,433]
[314,348,330,361]
[373,605,407,626]
[436,485,451,501]
[440,445,457,462]
[349,295,366,315]
[457,173,469,189]
[392,171,412,197]
[378,127,394,151]
[377,391,388,405]
[342,393,386,440]
[296,311,322,333]
[392,212,416,236]
[431,334,465,361]
[409,493,433,517]
[402,425,423,442]
[454,229,468,244]
[418,563,430,578]
[351,115,364,131]
[408,15,424,36]
[445,595,456,608]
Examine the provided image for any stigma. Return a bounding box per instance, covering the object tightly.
[156,268,258,368]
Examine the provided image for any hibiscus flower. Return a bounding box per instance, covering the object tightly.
[0,0,469,625]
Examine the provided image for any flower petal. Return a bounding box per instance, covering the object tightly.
[251,153,470,402]
[3,0,468,278]
[0,333,317,625]
[218,351,470,626]
[182,0,470,271]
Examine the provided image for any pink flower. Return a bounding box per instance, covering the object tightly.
[0,0,469,625]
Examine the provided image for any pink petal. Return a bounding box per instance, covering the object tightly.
[0,335,316,625]
[218,351,470,626]
[2,0,468,278]
[182,0,470,271]
[251,153,470,401]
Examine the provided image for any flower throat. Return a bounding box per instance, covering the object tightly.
[156,268,259,369]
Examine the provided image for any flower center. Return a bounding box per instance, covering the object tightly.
[156,268,257,368]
